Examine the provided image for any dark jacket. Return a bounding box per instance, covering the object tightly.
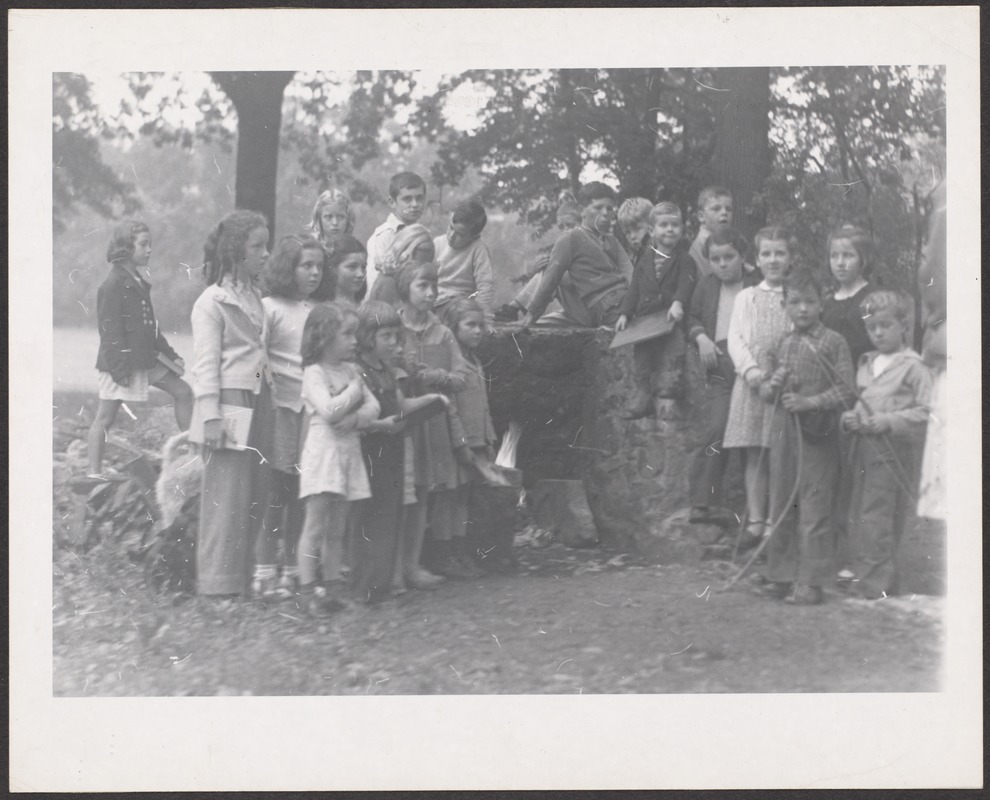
[95,264,179,383]
[619,239,697,320]
[686,267,763,345]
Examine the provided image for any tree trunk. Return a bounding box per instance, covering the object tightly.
[210,71,295,243]
[706,67,771,241]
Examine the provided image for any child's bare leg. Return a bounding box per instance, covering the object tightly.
[155,372,193,431]
[298,493,332,586]
[744,446,770,523]
[257,469,292,565]
[319,495,350,584]
[87,399,121,475]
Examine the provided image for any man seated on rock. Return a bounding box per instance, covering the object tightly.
[514,182,633,329]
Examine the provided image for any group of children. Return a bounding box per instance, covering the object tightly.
[87,169,935,614]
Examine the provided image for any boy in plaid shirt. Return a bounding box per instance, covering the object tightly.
[758,268,856,605]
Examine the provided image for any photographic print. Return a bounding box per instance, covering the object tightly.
[10,6,982,792]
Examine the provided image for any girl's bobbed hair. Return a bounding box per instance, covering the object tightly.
[106,220,150,265]
[203,209,269,286]
[444,296,486,334]
[356,300,402,354]
[827,223,874,278]
[395,261,439,302]
[389,223,435,267]
[300,302,358,367]
[703,224,750,261]
[753,225,797,256]
[263,235,334,300]
[308,189,356,242]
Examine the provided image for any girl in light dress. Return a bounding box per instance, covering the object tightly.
[295,303,380,617]
[723,226,795,546]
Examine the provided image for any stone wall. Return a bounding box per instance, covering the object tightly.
[479,326,744,552]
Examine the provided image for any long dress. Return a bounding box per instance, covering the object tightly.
[723,281,791,449]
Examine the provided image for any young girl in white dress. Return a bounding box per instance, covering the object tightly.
[295,302,380,616]
[723,226,795,546]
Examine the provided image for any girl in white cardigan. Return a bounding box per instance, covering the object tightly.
[190,210,273,597]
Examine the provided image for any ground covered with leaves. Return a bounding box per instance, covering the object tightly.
[52,399,943,697]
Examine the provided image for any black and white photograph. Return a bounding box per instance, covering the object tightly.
[9,6,982,792]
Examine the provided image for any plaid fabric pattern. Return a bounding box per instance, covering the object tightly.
[760,322,856,411]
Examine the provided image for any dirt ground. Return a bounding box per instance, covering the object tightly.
[52,397,944,697]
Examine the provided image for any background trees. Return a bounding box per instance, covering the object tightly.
[53,66,944,331]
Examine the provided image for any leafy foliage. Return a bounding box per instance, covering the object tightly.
[53,74,141,233]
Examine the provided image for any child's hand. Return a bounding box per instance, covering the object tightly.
[667,301,684,323]
[379,414,406,435]
[861,415,890,434]
[744,368,764,390]
[428,392,450,409]
[840,410,861,432]
[416,366,443,386]
[781,393,816,413]
[202,418,226,450]
[614,314,628,333]
[768,367,789,391]
[697,335,722,371]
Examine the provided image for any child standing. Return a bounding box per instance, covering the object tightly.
[433,200,495,324]
[758,268,856,605]
[328,234,368,310]
[394,261,471,586]
[296,303,381,616]
[686,226,762,521]
[688,186,734,279]
[366,171,428,294]
[723,226,795,545]
[615,201,697,418]
[822,224,876,365]
[841,290,931,599]
[88,221,193,479]
[445,297,498,577]
[190,210,274,597]
[252,235,335,599]
[351,301,450,604]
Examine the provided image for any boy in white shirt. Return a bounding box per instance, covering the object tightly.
[366,171,427,292]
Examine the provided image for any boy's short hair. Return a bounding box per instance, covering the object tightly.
[451,200,488,236]
[649,201,683,226]
[389,171,426,199]
[577,181,617,206]
[782,267,824,300]
[860,289,914,329]
[106,220,150,264]
[703,224,749,261]
[617,198,653,229]
[697,185,733,209]
[395,260,439,302]
[356,300,402,353]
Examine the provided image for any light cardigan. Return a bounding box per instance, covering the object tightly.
[263,295,314,412]
[433,235,495,319]
[191,278,269,422]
